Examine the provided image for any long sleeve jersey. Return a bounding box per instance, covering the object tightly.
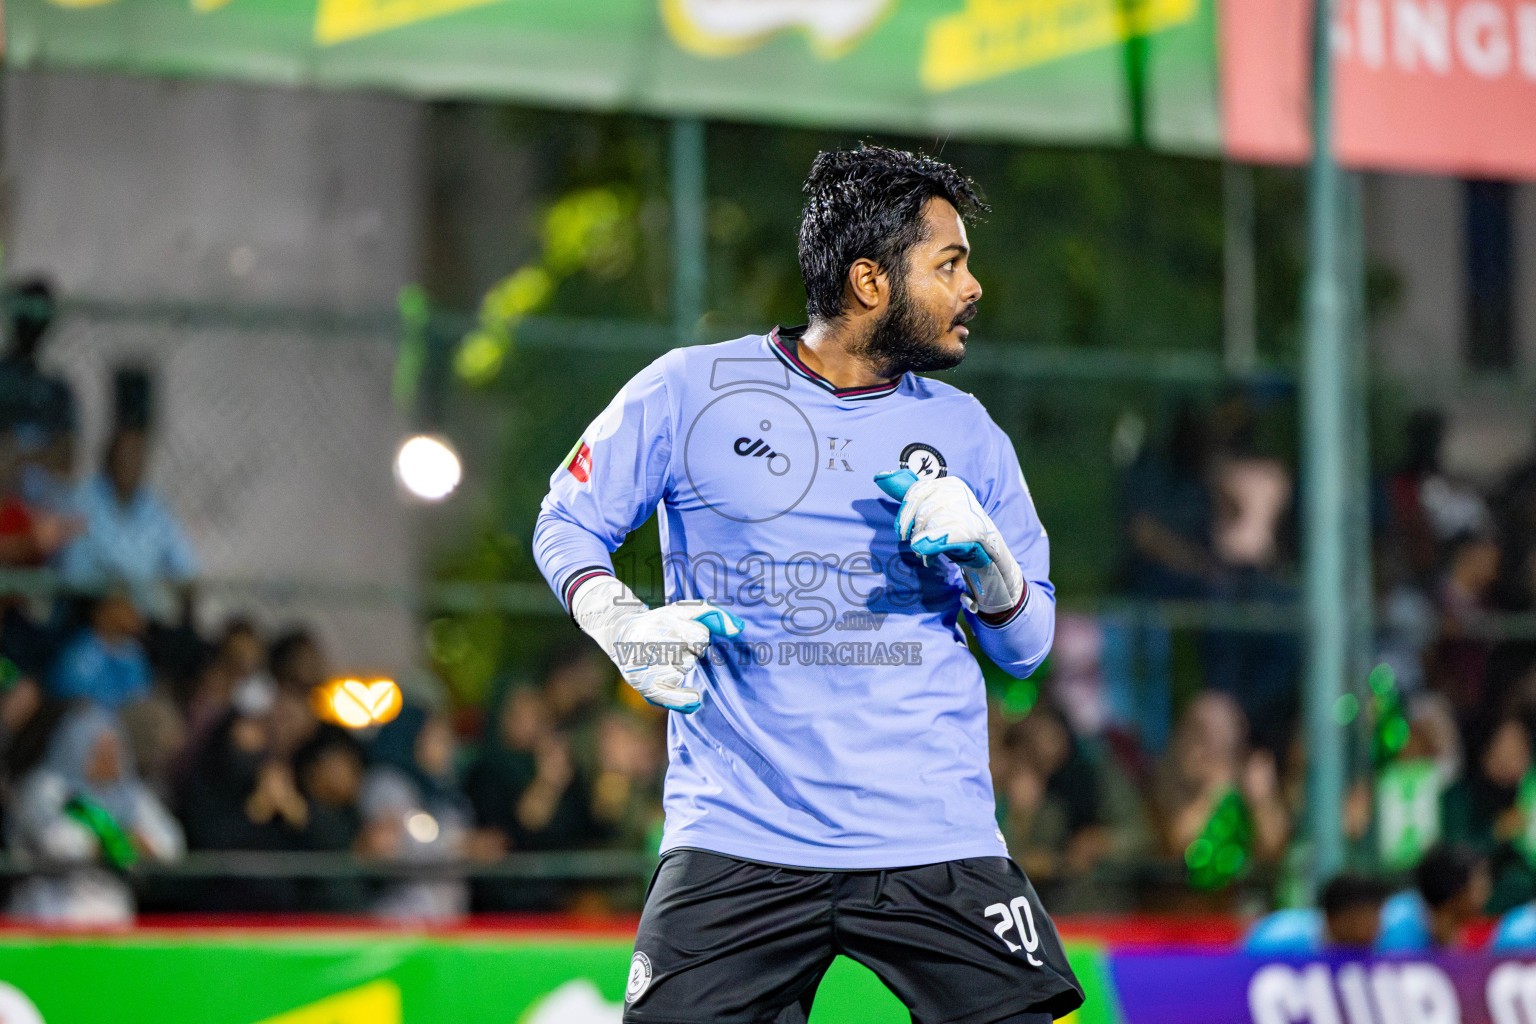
[533,326,1055,869]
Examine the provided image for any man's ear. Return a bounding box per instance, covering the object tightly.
[845,257,887,312]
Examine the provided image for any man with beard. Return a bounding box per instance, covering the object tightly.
[533,145,1081,1024]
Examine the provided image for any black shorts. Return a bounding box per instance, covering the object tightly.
[622,849,1084,1024]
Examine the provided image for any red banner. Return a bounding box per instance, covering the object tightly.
[1222,0,1536,179]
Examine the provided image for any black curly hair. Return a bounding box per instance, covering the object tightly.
[798,144,988,323]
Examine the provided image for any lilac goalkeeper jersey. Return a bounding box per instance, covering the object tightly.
[532,327,1055,869]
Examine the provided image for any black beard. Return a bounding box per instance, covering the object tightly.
[858,281,972,377]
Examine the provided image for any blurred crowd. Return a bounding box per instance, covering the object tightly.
[991,387,1536,919]
[0,282,672,924]
[6,277,1536,928]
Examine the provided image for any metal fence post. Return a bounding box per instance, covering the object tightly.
[671,117,707,344]
[1223,162,1257,378]
[1302,0,1350,889]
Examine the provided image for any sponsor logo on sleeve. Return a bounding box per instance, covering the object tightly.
[563,439,593,483]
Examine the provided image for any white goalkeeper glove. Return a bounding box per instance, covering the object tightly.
[569,574,744,713]
[874,468,1025,617]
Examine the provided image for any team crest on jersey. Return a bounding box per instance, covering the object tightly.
[562,439,593,483]
[626,951,653,1003]
[899,442,947,481]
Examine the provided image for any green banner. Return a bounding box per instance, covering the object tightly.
[6,0,1218,152]
[0,933,1117,1023]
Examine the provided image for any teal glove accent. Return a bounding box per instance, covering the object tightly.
[873,467,1024,615]
[911,535,992,566]
[693,606,746,637]
[877,469,993,565]
[874,468,919,501]
[572,573,747,715]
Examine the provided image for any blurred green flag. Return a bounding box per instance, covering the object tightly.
[7,0,1219,152]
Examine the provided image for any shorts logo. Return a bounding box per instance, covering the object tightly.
[899,442,947,481]
[564,439,593,483]
[626,951,654,1004]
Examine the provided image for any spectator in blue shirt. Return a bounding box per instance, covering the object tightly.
[49,593,150,710]
[1376,844,1491,952]
[1244,873,1393,954]
[57,427,197,618]
[1491,900,1536,952]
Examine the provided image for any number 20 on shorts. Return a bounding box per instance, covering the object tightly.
[983,896,1044,966]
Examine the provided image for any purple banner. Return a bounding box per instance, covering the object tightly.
[1110,951,1536,1024]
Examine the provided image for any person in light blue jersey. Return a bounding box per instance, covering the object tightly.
[533,145,1081,1024]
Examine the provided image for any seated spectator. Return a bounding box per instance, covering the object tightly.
[361,706,503,922]
[266,628,326,758]
[293,724,374,912]
[1153,692,1290,870]
[57,427,197,620]
[177,619,266,781]
[1361,692,1462,870]
[295,725,366,852]
[118,689,186,803]
[466,686,597,853]
[48,593,150,711]
[1324,874,1395,949]
[1444,716,1530,852]
[588,709,664,850]
[994,703,1110,881]
[1243,873,1394,953]
[541,645,612,770]
[178,690,309,911]
[467,685,600,912]
[7,704,183,924]
[269,628,327,696]
[1491,894,1536,952]
[0,432,77,572]
[1377,843,1491,951]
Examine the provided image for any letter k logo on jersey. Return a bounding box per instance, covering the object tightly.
[826,436,854,472]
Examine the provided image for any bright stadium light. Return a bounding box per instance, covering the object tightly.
[395,434,462,501]
[314,678,403,729]
[406,812,440,844]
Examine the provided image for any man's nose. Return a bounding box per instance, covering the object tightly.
[963,270,982,305]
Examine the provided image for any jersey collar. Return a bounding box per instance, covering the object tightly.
[768,326,904,401]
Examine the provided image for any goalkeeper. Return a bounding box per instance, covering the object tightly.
[533,144,1082,1024]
